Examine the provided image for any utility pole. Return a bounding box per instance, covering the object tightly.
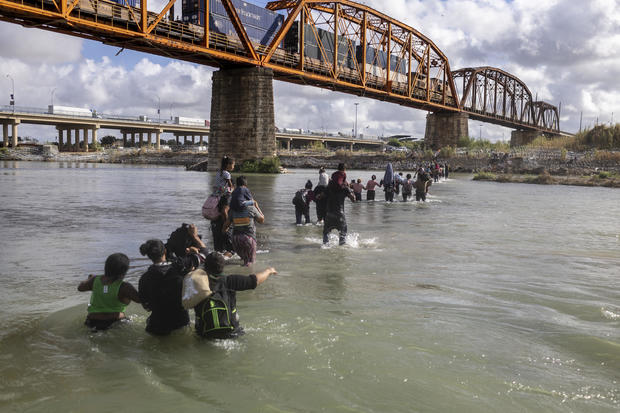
[354,102,359,138]
[579,111,582,133]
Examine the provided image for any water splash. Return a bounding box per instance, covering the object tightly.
[601,307,620,321]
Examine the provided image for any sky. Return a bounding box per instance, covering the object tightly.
[1,0,619,142]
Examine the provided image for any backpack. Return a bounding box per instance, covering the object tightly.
[402,179,413,194]
[202,194,221,220]
[194,275,235,338]
[292,189,306,207]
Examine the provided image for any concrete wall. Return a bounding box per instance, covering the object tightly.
[424,112,469,149]
[208,67,276,171]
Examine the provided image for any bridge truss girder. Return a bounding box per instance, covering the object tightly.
[452,66,559,133]
[0,0,460,113]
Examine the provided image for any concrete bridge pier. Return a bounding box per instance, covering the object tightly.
[122,133,127,147]
[511,130,539,147]
[2,123,8,147]
[139,132,144,148]
[83,127,89,152]
[11,120,19,148]
[92,126,98,149]
[208,67,276,171]
[156,129,162,150]
[57,128,64,150]
[424,112,469,149]
[74,129,79,152]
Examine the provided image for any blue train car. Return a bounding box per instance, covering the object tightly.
[109,0,138,8]
[182,0,284,46]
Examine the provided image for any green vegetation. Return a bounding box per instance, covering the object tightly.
[306,141,328,152]
[239,156,281,173]
[0,147,8,154]
[458,136,511,151]
[524,124,620,151]
[100,135,116,146]
[387,138,403,147]
[472,171,497,180]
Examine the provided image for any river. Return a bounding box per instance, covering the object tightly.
[0,161,618,412]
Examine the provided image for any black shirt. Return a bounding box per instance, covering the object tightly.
[139,258,194,335]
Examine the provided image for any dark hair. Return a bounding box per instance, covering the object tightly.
[165,224,195,258]
[236,175,247,187]
[204,252,225,275]
[337,162,346,171]
[220,156,234,172]
[319,167,325,173]
[104,253,130,281]
[371,175,376,180]
[139,239,166,262]
[406,173,412,179]
[305,179,313,189]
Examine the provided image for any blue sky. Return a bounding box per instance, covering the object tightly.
[1,0,619,142]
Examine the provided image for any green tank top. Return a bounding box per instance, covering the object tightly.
[88,276,127,314]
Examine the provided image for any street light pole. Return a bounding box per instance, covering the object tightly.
[51,88,57,106]
[354,102,359,138]
[156,95,161,123]
[6,74,15,113]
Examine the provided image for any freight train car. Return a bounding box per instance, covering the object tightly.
[283,21,355,68]
[182,0,284,46]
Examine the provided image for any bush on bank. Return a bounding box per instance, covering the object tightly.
[239,156,281,173]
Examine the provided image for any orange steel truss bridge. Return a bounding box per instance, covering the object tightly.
[0,0,560,134]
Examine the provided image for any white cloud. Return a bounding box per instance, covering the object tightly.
[0,24,82,63]
[1,0,620,141]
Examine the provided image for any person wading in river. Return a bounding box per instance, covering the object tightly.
[323,165,356,245]
[78,253,140,331]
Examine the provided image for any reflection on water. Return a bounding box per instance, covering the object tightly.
[0,161,619,412]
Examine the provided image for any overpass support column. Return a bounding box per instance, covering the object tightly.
[208,67,276,171]
[199,135,204,146]
[92,127,98,149]
[3,123,8,147]
[66,129,71,151]
[57,128,64,151]
[156,129,162,150]
[424,112,469,149]
[122,133,127,147]
[11,120,20,148]
[83,128,89,152]
[510,130,539,147]
[74,129,79,152]
[148,132,152,147]
[131,133,136,147]
[139,132,144,148]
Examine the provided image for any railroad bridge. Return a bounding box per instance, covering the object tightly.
[0,0,561,168]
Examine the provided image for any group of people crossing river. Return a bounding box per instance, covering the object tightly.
[77,155,448,339]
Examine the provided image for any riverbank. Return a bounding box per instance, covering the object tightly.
[473,171,620,188]
[2,145,619,178]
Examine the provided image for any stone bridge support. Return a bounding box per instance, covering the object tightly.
[424,112,468,149]
[208,67,276,171]
[511,130,539,147]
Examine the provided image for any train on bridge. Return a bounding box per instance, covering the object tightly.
[71,0,453,105]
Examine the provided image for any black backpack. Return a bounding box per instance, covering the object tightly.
[292,189,306,207]
[195,275,235,338]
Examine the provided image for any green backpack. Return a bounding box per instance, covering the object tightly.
[195,275,236,338]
